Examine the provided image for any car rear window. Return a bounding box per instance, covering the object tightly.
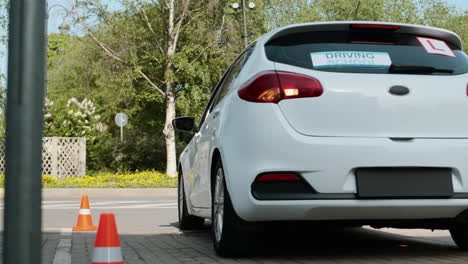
[265,30,468,75]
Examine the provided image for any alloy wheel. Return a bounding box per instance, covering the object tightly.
[178,178,184,221]
[213,168,225,243]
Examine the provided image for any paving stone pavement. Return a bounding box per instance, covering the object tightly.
[34,227,468,264]
[2,195,468,263]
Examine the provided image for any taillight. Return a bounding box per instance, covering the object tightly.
[256,173,300,182]
[351,24,400,30]
[238,71,323,103]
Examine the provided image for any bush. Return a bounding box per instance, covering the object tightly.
[96,130,167,172]
[42,174,59,185]
[0,171,177,188]
[44,97,112,171]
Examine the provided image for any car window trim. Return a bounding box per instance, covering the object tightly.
[210,42,257,109]
[197,46,254,130]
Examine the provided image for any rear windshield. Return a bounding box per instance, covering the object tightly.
[265,30,468,75]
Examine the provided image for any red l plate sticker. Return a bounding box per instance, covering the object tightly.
[417,37,456,57]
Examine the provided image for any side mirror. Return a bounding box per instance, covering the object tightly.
[172,117,196,133]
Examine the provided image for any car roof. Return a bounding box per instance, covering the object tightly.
[258,21,463,50]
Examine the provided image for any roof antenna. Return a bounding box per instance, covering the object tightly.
[354,0,361,20]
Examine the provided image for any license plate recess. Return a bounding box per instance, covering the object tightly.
[356,167,453,198]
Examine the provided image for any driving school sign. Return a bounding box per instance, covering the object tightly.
[311,51,392,68]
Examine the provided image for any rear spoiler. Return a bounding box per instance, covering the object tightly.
[266,21,463,50]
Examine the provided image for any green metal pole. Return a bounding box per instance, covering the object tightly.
[3,0,47,263]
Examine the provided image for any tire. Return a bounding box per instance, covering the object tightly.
[450,223,468,250]
[212,159,249,257]
[178,171,205,230]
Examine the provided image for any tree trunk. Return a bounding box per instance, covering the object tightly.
[163,82,177,177]
[163,0,178,177]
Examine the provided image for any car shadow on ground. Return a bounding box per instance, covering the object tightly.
[171,222,467,262]
[39,225,468,264]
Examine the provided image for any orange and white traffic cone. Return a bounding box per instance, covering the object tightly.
[72,195,97,231]
[91,213,124,264]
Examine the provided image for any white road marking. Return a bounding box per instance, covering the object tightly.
[52,228,72,264]
[0,201,177,210]
[42,201,77,204]
[42,200,155,207]
[46,203,177,209]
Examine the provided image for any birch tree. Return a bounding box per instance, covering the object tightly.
[72,0,227,177]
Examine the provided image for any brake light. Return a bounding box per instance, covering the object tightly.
[256,173,300,182]
[238,71,323,103]
[351,24,400,30]
[350,40,397,45]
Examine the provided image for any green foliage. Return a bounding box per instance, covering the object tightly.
[47,0,253,172]
[0,0,8,136]
[92,129,168,172]
[44,97,111,170]
[48,34,73,68]
[45,97,103,138]
[0,0,7,46]
[47,34,137,126]
[45,0,467,174]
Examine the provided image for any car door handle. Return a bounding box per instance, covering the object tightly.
[194,132,202,143]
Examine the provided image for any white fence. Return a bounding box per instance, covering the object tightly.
[0,137,86,179]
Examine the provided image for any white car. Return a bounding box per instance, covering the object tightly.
[173,21,468,257]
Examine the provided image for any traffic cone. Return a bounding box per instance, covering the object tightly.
[72,195,97,231]
[91,213,124,264]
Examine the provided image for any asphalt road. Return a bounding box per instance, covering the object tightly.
[0,193,179,234]
[1,190,468,263]
[42,196,179,234]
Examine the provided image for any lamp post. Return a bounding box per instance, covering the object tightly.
[58,21,71,34]
[47,4,72,34]
[230,1,255,48]
[44,4,72,97]
[4,0,47,263]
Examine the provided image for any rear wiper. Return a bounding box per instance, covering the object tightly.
[389,64,453,74]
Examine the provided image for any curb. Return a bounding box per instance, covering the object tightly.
[0,188,177,198]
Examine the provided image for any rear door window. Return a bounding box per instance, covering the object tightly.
[198,44,255,128]
[211,44,255,108]
[265,30,468,75]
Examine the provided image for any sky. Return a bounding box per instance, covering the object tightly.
[47,0,122,35]
[445,0,468,11]
[1,0,122,82]
[47,0,79,35]
[1,0,468,83]
[45,0,468,34]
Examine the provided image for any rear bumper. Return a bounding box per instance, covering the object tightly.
[219,99,468,222]
[240,199,468,222]
[252,192,468,201]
